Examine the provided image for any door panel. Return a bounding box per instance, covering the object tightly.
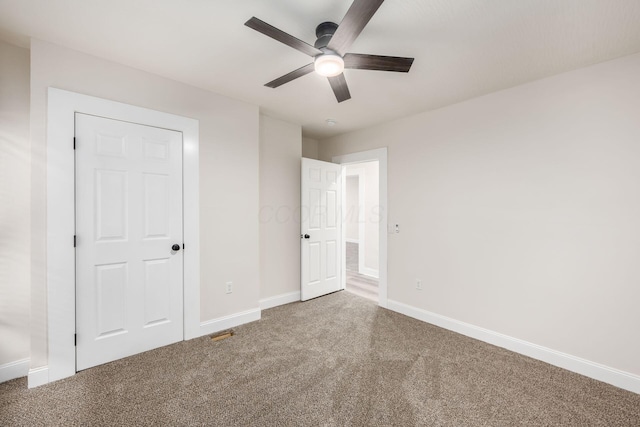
[309,242,321,284]
[75,113,184,371]
[143,173,170,238]
[301,158,342,301]
[327,190,337,227]
[143,258,171,326]
[326,241,337,279]
[95,263,127,337]
[308,188,321,229]
[95,170,128,240]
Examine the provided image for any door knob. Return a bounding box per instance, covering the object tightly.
[172,244,181,251]
[304,234,310,239]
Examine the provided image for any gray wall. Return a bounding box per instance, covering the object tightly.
[29,39,260,368]
[320,53,640,377]
[259,114,302,300]
[2,39,305,378]
[0,41,30,369]
[302,137,319,160]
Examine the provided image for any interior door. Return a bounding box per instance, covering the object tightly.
[75,113,184,370]
[301,158,342,301]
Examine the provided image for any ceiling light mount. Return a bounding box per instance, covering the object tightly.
[314,21,338,49]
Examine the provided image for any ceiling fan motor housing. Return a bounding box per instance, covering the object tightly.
[314,21,338,49]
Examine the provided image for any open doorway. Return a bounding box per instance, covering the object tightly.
[344,161,379,302]
[331,147,388,307]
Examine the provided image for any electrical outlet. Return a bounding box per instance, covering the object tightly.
[416,279,422,290]
[225,281,233,294]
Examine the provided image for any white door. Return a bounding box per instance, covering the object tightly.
[75,113,184,370]
[301,158,342,301]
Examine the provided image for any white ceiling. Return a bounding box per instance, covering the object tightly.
[1,0,640,139]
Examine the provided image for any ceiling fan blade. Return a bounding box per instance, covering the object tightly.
[245,17,322,57]
[265,63,315,88]
[343,53,414,72]
[328,74,351,103]
[326,0,385,55]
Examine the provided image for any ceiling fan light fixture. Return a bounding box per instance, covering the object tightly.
[314,53,344,77]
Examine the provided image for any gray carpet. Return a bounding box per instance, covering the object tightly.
[2,291,639,426]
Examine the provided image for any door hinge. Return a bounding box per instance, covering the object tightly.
[74,333,77,346]
[73,137,76,150]
[74,235,76,247]
[183,243,185,250]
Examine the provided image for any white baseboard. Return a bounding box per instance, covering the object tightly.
[28,365,49,389]
[359,266,379,279]
[387,299,640,395]
[260,291,300,310]
[0,358,29,383]
[199,308,261,337]
[25,308,261,388]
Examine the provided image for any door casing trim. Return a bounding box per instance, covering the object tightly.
[41,88,200,386]
[333,148,388,308]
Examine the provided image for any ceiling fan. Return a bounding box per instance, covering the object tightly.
[245,0,414,103]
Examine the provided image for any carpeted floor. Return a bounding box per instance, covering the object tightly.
[2,291,639,426]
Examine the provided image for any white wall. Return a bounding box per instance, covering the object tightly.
[0,41,30,372]
[319,52,640,378]
[345,176,359,242]
[259,114,302,302]
[29,39,260,369]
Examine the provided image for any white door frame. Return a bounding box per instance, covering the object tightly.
[333,148,388,308]
[41,88,200,386]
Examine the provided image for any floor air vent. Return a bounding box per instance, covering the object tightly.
[211,330,234,342]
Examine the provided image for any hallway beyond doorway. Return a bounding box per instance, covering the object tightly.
[345,241,378,301]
